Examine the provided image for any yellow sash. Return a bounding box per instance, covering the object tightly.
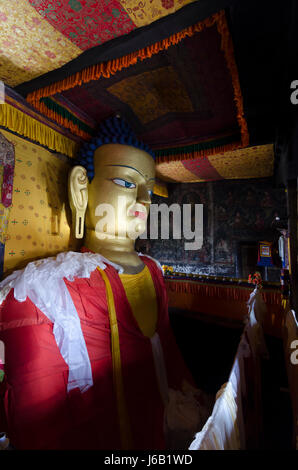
[97,267,133,449]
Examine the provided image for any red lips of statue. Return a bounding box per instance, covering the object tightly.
[133,211,146,220]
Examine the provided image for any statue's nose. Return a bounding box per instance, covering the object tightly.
[137,184,151,205]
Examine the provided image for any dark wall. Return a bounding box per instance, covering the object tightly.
[136,178,287,281]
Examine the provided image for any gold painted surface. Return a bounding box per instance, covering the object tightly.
[119,0,196,28]
[156,159,204,182]
[108,66,193,124]
[81,144,155,273]
[156,144,274,182]
[209,144,274,179]
[2,130,79,273]
[0,0,81,86]
[120,265,158,337]
[0,165,11,244]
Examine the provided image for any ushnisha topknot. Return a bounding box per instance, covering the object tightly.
[75,115,155,181]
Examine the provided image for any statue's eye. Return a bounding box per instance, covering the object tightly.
[112,178,136,189]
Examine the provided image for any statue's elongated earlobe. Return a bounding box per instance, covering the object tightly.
[75,212,84,239]
[68,166,88,239]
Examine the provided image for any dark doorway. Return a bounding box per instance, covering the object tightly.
[238,241,258,279]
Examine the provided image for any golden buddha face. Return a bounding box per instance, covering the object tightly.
[84,144,155,241]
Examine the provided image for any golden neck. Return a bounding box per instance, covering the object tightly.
[84,228,145,274]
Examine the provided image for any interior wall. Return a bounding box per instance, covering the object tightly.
[141,178,287,281]
[1,130,80,275]
[1,130,288,282]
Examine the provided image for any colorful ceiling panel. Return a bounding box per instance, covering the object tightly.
[119,0,195,28]
[27,0,196,46]
[0,0,198,87]
[27,0,136,50]
[0,1,286,184]
[156,144,274,182]
[25,11,249,160]
[0,0,81,87]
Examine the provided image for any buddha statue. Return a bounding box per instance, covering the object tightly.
[0,117,203,450]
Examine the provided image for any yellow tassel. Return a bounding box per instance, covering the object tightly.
[155,142,242,164]
[281,298,289,312]
[25,10,249,148]
[153,183,168,197]
[26,12,221,105]
[0,103,78,158]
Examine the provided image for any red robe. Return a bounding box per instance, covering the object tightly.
[0,255,193,450]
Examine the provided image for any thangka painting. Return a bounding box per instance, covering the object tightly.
[146,179,287,277]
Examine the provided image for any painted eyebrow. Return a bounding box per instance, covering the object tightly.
[105,164,155,182]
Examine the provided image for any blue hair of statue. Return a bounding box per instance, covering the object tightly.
[74,116,155,182]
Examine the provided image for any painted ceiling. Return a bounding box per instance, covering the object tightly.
[0,0,293,183]
[0,0,197,87]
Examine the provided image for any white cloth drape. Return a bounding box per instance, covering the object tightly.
[246,287,269,359]
[0,251,124,392]
[150,332,206,449]
[189,381,240,450]
[284,309,298,449]
[189,286,267,450]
